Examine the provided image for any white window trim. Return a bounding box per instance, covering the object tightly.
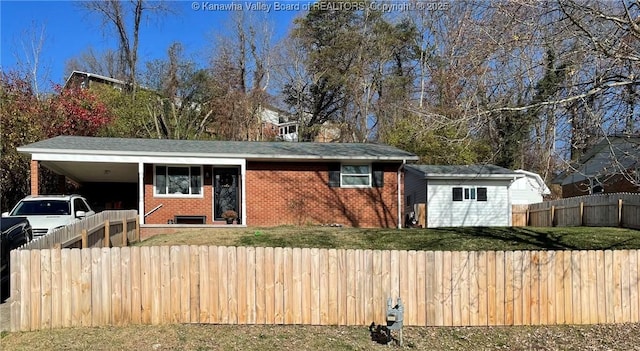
[153,164,204,198]
[340,163,372,188]
[453,186,487,202]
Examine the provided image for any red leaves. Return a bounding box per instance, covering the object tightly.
[44,85,113,137]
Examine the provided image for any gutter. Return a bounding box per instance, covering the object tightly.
[507,175,518,226]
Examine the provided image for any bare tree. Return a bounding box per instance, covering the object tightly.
[207,10,274,141]
[64,47,124,79]
[80,0,171,94]
[12,21,50,98]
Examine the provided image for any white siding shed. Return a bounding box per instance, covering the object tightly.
[511,169,550,205]
[405,164,524,228]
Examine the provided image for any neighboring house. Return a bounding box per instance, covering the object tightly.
[511,169,551,205]
[259,106,299,142]
[404,164,524,227]
[18,136,418,237]
[555,135,640,197]
[64,70,129,91]
[66,71,300,142]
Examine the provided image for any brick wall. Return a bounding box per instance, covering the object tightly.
[143,164,215,224]
[245,162,401,228]
[30,160,39,195]
[562,173,640,198]
[143,162,402,228]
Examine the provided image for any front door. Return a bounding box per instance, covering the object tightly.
[213,168,240,222]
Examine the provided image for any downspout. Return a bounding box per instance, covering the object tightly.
[508,175,517,226]
[397,160,406,229]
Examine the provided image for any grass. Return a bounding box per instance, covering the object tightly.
[134,225,640,251]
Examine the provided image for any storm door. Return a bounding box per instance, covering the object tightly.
[213,168,240,221]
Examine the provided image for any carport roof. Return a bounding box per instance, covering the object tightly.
[18,136,419,162]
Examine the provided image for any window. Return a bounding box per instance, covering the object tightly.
[279,125,297,136]
[74,198,90,212]
[453,187,487,201]
[328,163,383,188]
[464,188,477,200]
[341,164,371,187]
[12,200,70,216]
[155,165,202,196]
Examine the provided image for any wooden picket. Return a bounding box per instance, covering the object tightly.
[526,193,640,229]
[9,246,640,331]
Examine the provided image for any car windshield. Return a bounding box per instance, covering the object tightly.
[12,200,71,216]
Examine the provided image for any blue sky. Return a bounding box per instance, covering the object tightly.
[1,1,302,89]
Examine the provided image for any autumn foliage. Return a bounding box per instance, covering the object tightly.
[1,71,113,210]
[44,84,113,137]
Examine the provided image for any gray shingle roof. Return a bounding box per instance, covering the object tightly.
[406,164,521,178]
[18,136,419,162]
[561,136,640,185]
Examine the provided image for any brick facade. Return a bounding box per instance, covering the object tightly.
[142,161,402,228]
[562,173,640,198]
[30,160,39,195]
[245,162,400,227]
[143,164,216,224]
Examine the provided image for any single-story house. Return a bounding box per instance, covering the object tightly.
[511,169,551,204]
[404,164,524,227]
[555,135,640,197]
[17,136,418,237]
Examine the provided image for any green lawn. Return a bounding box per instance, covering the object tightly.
[134,226,640,251]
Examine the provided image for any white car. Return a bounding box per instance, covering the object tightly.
[2,195,95,237]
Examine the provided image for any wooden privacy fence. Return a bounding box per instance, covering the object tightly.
[10,246,640,331]
[18,210,139,250]
[527,193,640,229]
[512,205,529,227]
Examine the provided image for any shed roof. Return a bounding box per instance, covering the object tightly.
[405,164,522,180]
[18,136,419,162]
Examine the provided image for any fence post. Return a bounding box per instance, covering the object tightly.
[550,205,556,227]
[579,202,584,226]
[526,207,530,226]
[104,220,110,248]
[122,218,128,246]
[135,215,140,242]
[81,229,88,248]
[417,203,426,228]
[618,199,623,227]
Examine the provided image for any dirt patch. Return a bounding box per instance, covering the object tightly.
[0,299,10,332]
[1,323,639,350]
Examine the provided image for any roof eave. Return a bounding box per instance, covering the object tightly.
[17,146,419,162]
[424,173,524,180]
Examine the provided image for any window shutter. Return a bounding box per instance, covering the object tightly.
[452,187,463,201]
[328,163,341,187]
[477,187,487,201]
[372,163,384,187]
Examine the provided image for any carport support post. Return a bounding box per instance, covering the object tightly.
[30,160,39,195]
[138,162,145,226]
